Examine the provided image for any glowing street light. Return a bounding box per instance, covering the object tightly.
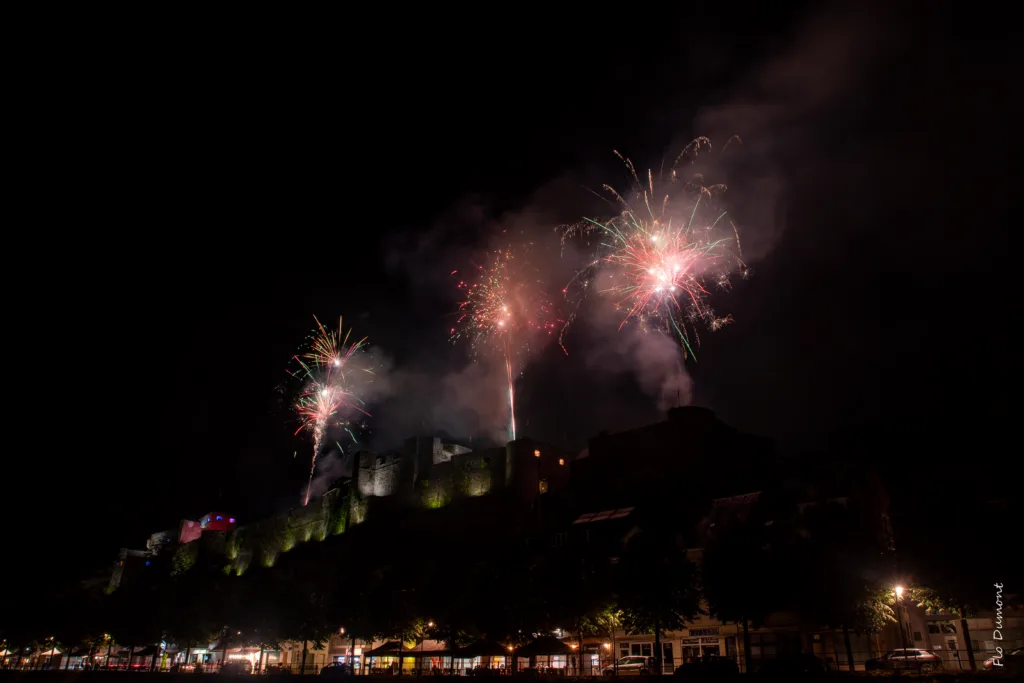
[893,585,909,651]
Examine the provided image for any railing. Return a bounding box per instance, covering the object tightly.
[0,647,1010,675]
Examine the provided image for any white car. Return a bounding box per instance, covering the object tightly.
[602,656,652,675]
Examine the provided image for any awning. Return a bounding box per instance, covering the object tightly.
[453,641,510,658]
[363,642,408,657]
[39,648,62,656]
[515,637,573,657]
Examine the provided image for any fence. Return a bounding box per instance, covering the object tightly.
[1,647,1008,676]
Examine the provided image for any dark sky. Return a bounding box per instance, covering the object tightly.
[5,3,1013,604]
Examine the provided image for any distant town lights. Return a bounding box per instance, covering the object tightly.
[534,450,541,458]
[558,458,565,466]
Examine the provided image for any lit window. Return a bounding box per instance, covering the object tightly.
[539,479,549,494]
[229,518,236,524]
[534,449,541,457]
[558,458,565,466]
[216,515,223,521]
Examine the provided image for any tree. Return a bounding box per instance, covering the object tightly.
[784,501,896,670]
[160,555,227,667]
[542,542,614,676]
[702,521,777,672]
[615,530,701,675]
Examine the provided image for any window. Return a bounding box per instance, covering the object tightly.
[534,449,541,457]
[928,624,940,634]
[913,632,922,642]
[748,634,776,658]
[558,458,565,466]
[629,644,652,657]
[539,479,549,494]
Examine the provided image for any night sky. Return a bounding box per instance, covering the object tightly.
[5,3,1013,608]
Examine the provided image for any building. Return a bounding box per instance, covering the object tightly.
[94,408,1016,675]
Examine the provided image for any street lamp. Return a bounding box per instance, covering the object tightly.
[420,622,435,674]
[894,586,909,652]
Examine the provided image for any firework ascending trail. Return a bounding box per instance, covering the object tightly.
[290,316,373,506]
[561,137,747,358]
[451,245,556,440]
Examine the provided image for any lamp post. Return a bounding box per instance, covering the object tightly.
[420,622,433,675]
[894,586,909,652]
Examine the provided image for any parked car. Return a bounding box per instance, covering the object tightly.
[865,648,942,673]
[221,660,253,675]
[984,646,1022,674]
[602,656,653,675]
[264,664,292,676]
[319,663,351,678]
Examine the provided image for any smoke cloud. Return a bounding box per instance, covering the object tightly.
[367,3,925,445]
[304,448,354,501]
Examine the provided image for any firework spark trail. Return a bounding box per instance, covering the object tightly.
[560,137,747,358]
[291,316,373,506]
[451,246,556,441]
[504,336,516,440]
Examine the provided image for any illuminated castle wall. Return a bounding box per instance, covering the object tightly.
[121,436,574,580]
[355,436,568,506]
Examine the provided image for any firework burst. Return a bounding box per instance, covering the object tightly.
[290,316,372,505]
[451,245,557,440]
[562,136,747,358]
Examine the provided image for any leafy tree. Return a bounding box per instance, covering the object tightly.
[784,501,896,669]
[615,530,701,675]
[542,541,614,674]
[702,521,777,672]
